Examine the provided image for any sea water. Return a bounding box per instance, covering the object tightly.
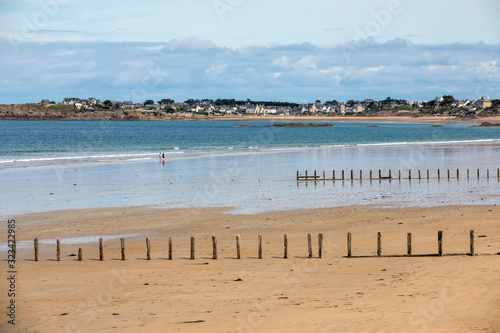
[0,120,499,216]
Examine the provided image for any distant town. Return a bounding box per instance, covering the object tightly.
[42,95,498,116]
[1,95,498,120]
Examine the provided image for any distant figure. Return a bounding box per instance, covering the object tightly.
[159,152,162,160]
[162,152,165,159]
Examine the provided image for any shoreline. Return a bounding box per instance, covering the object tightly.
[2,204,499,332]
[2,114,500,124]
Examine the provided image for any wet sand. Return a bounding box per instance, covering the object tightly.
[2,205,499,332]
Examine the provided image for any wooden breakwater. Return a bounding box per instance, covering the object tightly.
[26,230,497,262]
[297,168,500,181]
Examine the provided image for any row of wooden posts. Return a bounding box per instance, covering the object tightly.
[31,230,478,261]
[297,168,500,181]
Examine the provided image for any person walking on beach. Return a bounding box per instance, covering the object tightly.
[159,152,162,160]
[162,152,165,159]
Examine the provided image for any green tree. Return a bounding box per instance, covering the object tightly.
[158,99,174,105]
[441,95,455,106]
[144,99,154,106]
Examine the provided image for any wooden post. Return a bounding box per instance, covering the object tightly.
[469,230,475,256]
[350,170,353,180]
[377,232,382,257]
[438,169,440,180]
[342,170,344,180]
[190,237,195,260]
[212,236,217,260]
[467,168,470,180]
[457,169,459,180]
[56,237,61,261]
[78,248,82,261]
[497,168,499,180]
[258,235,263,259]
[438,231,443,256]
[307,233,313,258]
[236,235,241,259]
[34,238,39,261]
[360,170,363,180]
[389,169,392,179]
[296,170,299,180]
[146,237,151,260]
[447,169,450,180]
[418,170,421,180]
[314,170,317,180]
[407,233,412,256]
[323,170,325,180]
[398,170,401,180]
[333,170,336,180]
[318,233,323,258]
[305,170,308,179]
[487,169,490,179]
[378,169,381,179]
[120,238,125,260]
[347,232,352,257]
[370,170,372,180]
[284,234,288,259]
[409,169,412,180]
[99,237,104,261]
[427,169,429,180]
[477,168,480,179]
[168,237,173,260]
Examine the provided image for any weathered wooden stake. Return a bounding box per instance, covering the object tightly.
[296,170,299,180]
[190,237,195,260]
[258,235,263,259]
[477,168,480,179]
[427,169,430,180]
[78,248,82,261]
[409,169,412,180]
[447,169,450,180]
[378,169,381,179]
[467,168,470,180]
[398,170,401,180]
[236,234,241,259]
[305,170,308,179]
[487,169,490,179]
[407,233,412,256]
[333,170,336,180]
[34,238,39,261]
[99,237,104,261]
[389,169,392,178]
[342,170,345,180]
[314,170,317,179]
[347,232,352,257]
[146,237,151,260]
[438,169,441,180]
[323,170,325,180]
[370,170,373,180]
[377,232,382,257]
[498,168,499,180]
[438,231,443,256]
[469,230,475,256]
[360,170,363,180]
[307,233,313,258]
[168,237,172,260]
[284,234,288,259]
[418,170,421,180]
[56,237,61,261]
[212,236,217,260]
[351,170,354,180]
[457,169,459,180]
[318,233,323,258]
[120,238,125,260]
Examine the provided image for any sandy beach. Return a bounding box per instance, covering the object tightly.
[2,205,499,332]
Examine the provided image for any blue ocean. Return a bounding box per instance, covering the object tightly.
[1,120,499,216]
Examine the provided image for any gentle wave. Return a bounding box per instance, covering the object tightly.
[0,152,183,164]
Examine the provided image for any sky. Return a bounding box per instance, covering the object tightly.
[0,0,499,104]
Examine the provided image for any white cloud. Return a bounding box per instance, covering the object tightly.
[204,64,228,76]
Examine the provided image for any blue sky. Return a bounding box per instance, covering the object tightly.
[1,0,499,103]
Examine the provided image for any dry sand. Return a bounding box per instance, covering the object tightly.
[2,205,500,332]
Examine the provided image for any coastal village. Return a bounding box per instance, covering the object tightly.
[1,95,497,120]
[52,96,495,116]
